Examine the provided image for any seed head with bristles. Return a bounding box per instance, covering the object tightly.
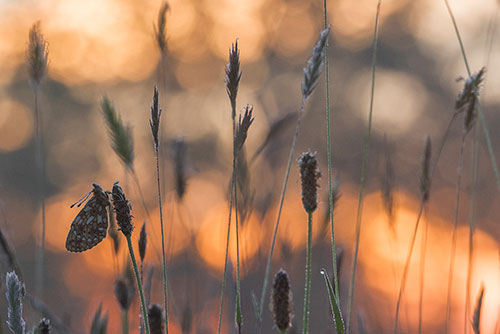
[139,222,147,263]
[225,39,242,118]
[271,269,293,332]
[456,67,485,133]
[34,318,50,334]
[234,105,254,157]
[472,286,484,334]
[301,27,330,99]
[154,2,169,54]
[111,182,134,236]
[114,277,132,311]
[5,271,26,334]
[148,304,164,334]
[172,138,187,200]
[102,96,134,170]
[420,136,432,202]
[27,22,48,87]
[297,152,321,214]
[150,85,162,152]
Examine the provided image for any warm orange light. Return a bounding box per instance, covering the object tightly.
[0,99,33,152]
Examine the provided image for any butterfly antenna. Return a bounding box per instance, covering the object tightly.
[70,190,93,208]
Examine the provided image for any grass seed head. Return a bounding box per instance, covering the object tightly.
[234,105,254,157]
[111,182,134,236]
[27,22,48,87]
[139,222,147,263]
[90,304,108,334]
[6,271,26,334]
[148,304,164,334]
[301,27,330,99]
[34,318,50,334]
[150,85,162,152]
[271,269,293,332]
[225,39,242,117]
[154,2,169,54]
[456,67,485,133]
[420,136,432,202]
[114,278,132,311]
[298,152,321,214]
[172,138,187,200]
[102,96,134,170]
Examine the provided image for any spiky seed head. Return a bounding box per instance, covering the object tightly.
[101,96,134,170]
[420,136,432,202]
[27,22,48,87]
[301,27,330,99]
[114,278,132,311]
[150,85,162,152]
[138,222,147,263]
[298,152,321,214]
[172,138,187,200]
[34,318,50,334]
[154,2,169,54]
[6,271,26,334]
[473,286,484,334]
[271,269,293,332]
[148,304,164,334]
[234,105,254,157]
[111,182,134,236]
[225,39,242,117]
[456,67,485,133]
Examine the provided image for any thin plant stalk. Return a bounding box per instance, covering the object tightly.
[465,127,479,334]
[121,310,129,334]
[418,211,428,334]
[302,212,313,334]
[259,96,306,323]
[217,170,235,334]
[445,132,467,334]
[155,151,169,334]
[125,235,150,334]
[234,157,242,333]
[443,0,500,196]
[33,85,46,300]
[346,1,381,332]
[322,0,339,298]
[394,116,457,333]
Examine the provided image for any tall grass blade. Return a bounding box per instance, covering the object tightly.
[320,268,345,334]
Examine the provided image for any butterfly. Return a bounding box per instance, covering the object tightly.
[65,183,111,252]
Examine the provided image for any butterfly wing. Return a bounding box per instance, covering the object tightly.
[66,196,109,252]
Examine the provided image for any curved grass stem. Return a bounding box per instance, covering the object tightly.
[346,2,381,332]
[302,212,313,334]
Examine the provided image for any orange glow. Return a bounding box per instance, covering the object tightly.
[196,202,264,274]
[0,99,33,152]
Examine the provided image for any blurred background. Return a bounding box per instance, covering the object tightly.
[1,0,500,333]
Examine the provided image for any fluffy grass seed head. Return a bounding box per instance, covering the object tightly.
[102,96,134,170]
[111,181,134,236]
[420,136,432,202]
[234,105,254,157]
[27,22,48,87]
[172,138,187,200]
[271,269,293,332]
[456,67,485,133]
[150,85,162,152]
[301,27,330,99]
[154,2,169,54]
[138,222,147,263]
[225,39,242,118]
[5,271,26,334]
[298,152,321,214]
[34,318,50,334]
[148,304,164,334]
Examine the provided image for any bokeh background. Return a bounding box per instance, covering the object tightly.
[1,0,500,333]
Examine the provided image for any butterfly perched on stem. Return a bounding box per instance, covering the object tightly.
[66,183,111,252]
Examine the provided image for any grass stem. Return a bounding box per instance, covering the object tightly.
[155,150,169,334]
[322,0,339,299]
[346,2,381,332]
[121,309,129,334]
[126,235,150,334]
[302,212,313,334]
